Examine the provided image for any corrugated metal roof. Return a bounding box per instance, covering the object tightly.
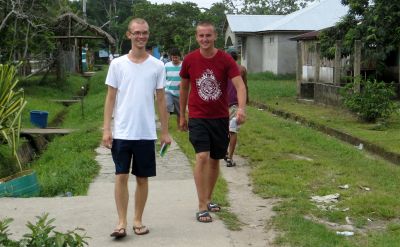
[290,30,321,40]
[259,0,348,32]
[226,14,284,32]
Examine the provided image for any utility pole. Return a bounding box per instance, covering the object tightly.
[83,0,87,21]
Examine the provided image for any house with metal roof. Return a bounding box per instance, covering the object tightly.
[224,0,348,74]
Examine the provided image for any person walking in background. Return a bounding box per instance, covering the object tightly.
[108,50,114,64]
[179,21,247,223]
[165,48,182,128]
[160,53,170,64]
[224,50,248,167]
[102,18,171,239]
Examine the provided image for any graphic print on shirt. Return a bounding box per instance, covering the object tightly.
[195,69,221,101]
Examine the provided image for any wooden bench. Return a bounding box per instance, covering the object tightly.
[94,65,103,71]
[51,99,81,106]
[21,128,76,135]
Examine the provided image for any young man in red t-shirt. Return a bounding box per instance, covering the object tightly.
[179,21,247,223]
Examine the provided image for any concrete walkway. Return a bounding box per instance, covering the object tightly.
[1,140,234,246]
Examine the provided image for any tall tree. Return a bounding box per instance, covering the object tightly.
[0,0,62,67]
[223,0,315,14]
[200,3,228,49]
[132,2,202,54]
[320,0,400,77]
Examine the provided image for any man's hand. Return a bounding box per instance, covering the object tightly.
[102,129,113,149]
[236,108,246,125]
[160,133,172,146]
[179,116,188,132]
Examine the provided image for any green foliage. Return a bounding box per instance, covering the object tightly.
[0,64,27,172]
[132,2,202,53]
[0,0,57,63]
[1,70,103,194]
[223,0,315,14]
[199,3,228,49]
[0,214,89,247]
[341,79,397,122]
[36,130,100,197]
[83,0,228,54]
[26,71,104,196]
[320,1,400,75]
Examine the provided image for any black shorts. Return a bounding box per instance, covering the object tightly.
[111,139,156,177]
[188,118,229,160]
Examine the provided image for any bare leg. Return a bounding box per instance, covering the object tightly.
[194,152,209,211]
[114,174,129,229]
[206,158,220,204]
[176,114,180,129]
[194,152,212,222]
[133,176,148,229]
[228,132,237,159]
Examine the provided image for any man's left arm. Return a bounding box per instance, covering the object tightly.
[241,66,249,104]
[231,76,247,124]
[156,89,172,145]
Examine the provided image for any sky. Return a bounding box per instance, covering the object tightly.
[148,0,221,9]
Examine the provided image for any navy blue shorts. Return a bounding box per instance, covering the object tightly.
[188,118,229,160]
[111,139,156,177]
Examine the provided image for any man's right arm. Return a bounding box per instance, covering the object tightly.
[241,65,249,104]
[179,78,190,131]
[102,86,117,148]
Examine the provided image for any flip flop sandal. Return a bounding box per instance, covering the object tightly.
[110,228,126,238]
[133,225,150,235]
[226,158,236,167]
[207,202,221,212]
[196,210,212,223]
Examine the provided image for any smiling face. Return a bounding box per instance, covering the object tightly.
[171,55,181,65]
[195,23,217,51]
[126,20,149,50]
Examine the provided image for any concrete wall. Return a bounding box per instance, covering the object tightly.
[262,34,278,74]
[224,26,237,48]
[243,36,263,73]
[277,33,298,75]
[314,82,343,106]
[302,66,334,83]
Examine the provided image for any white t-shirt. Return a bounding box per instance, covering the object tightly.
[106,54,166,140]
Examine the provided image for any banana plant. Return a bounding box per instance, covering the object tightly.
[0,64,27,172]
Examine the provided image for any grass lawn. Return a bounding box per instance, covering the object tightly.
[248,73,400,154]
[242,72,400,246]
[238,106,400,246]
[0,70,107,195]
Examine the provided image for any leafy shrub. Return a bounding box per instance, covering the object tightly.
[341,79,397,122]
[0,213,89,247]
[0,64,27,172]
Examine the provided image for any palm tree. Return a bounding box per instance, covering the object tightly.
[0,64,27,172]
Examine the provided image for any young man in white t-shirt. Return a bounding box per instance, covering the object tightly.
[102,18,171,238]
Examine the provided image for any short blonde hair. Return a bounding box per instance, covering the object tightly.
[196,21,216,33]
[128,18,148,31]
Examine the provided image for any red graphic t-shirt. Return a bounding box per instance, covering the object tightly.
[180,49,240,118]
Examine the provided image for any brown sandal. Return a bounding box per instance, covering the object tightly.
[110,228,126,238]
[133,225,150,235]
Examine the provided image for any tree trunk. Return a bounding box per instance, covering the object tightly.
[0,10,14,32]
